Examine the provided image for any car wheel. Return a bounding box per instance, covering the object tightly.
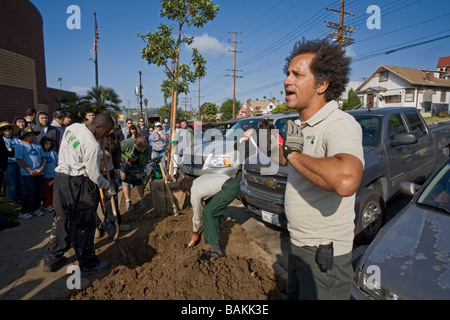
[354,188,386,245]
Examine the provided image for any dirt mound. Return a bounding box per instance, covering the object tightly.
[71,189,286,300]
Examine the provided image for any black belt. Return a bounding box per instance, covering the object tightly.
[55,173,87,178]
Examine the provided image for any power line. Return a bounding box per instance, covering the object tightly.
[385,34,450,54]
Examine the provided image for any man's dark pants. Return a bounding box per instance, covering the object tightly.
[287,243,353,300]
[202,178,240,246]
[45,174,100,270]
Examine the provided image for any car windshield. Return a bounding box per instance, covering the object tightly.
[416,161,450,214]
[223,118,269,140]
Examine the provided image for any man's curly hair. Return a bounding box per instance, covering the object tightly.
[180,177,195,193]
[284,38,351,102]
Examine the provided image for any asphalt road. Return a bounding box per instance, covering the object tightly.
[223,192,413,278]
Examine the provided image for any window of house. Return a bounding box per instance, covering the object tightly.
[441,90,447,103]
[379,71,388,82]
[405,89,415,102]
[385,95,401,103]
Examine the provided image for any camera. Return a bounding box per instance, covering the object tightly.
[315,242,333,272]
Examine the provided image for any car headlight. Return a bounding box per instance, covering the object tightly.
[208,156,231,168]
[355,268,400,300]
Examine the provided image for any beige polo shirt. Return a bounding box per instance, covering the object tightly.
[284,101,364,256]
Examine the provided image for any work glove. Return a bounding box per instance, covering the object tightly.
[258,117,276,157]
[283,120,304,159]
[105,183,117,197]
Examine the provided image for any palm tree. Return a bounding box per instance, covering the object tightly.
[79,86,122,117]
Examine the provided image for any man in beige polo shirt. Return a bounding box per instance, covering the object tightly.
[279,39,364,300]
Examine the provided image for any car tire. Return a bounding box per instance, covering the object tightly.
[354,188,386,245]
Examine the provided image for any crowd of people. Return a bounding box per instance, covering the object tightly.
[0,37,363,299]
[0,109,200,276]
[0,110,194,222]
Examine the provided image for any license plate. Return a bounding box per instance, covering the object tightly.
[261,210,281,227]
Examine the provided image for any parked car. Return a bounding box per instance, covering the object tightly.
[179,113,298,181]
[240,107,450,244]
[351,157,450,300]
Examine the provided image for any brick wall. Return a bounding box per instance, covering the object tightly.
[0,0,49,119]
[0,85,34,122]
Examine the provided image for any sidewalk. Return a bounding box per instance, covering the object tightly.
[0,211,92,300]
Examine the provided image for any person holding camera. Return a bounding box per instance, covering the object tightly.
[279,39,364,300]
[43,113,116,277]
[120,136,151,211]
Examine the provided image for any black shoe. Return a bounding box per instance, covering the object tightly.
[0,220,20,231]
[200,245,223,260]
[43,256,68,273]
[80,260,110,277]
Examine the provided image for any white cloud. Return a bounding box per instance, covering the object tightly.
[345,46,357,58]
[186,33,231,57]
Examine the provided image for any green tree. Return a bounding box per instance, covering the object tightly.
[219,98,240,121]
[138,0,219,134]
[201,102,218,122]
[341,88,361,111]
[60,92,83,122]
[271,102,291,114]
[252,106,263,116]
[79,86,122,117]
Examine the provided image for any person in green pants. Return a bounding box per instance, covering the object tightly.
[180,174,240,257]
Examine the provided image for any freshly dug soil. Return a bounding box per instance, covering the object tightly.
[71,188,287,300]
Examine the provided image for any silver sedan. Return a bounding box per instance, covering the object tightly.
[352,158,450,300]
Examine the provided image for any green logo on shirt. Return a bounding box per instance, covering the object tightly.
[65,130,80,149]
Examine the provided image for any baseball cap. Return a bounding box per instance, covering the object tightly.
[155,122,162,127]
[18,127,40,140]
[52,110,64,118]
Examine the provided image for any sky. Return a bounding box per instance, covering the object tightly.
[31,0,450,116]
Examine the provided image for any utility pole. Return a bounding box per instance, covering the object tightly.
[94,12,99,89]
[139,71,143,118]
[198,76,201,121]
[325,0,355,47]
[227,31,243,118]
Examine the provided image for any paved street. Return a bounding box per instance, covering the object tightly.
[223,192,413,279]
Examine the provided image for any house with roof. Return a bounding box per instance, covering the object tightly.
[238,99,283,117]
[356,62,450,114]
[437,56,450,77]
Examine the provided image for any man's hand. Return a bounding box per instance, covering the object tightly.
[258,117,276,156]
[258,117,275,131]
[283,120,304,160]
[188,232,199,247]
[105,183,117,197]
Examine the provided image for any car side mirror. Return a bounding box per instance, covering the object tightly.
[399,181,421,196]
[389,133,417,146]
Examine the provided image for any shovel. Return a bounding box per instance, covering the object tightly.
[159,162,180,215]
[99,187,128,262]
[99,144,128,262]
